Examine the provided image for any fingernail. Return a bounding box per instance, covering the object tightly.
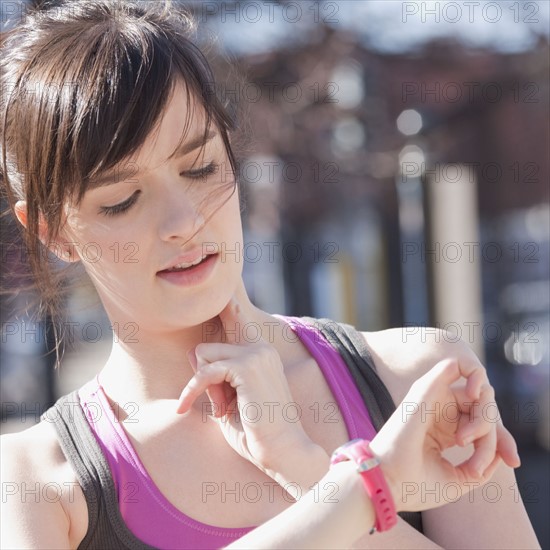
[187,350,197,370]
[475,461,486,477]
[176,403,190,416]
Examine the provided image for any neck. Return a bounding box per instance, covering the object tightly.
[97,282,288,409]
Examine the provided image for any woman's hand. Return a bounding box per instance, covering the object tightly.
[175,295,316,481]
[368,356,521,512]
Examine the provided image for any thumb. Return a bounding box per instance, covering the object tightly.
[189,347,228,419]
[218,295,244,345]
[187,349,198,372]
[408,358,461,403]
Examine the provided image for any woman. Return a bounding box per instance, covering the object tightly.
[0,1,540,548]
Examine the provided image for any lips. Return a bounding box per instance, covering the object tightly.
[162,254,209,272]
[156,252,219,286]
[158,249,217,273]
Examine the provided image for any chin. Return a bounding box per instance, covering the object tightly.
[159,296,226,329]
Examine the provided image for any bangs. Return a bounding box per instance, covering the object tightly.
[0,0,240,363]
[1,0,236,219]
[63,12,235,204]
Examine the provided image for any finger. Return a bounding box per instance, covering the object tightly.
[205,386,228,418]
[416,357,489,403]
[187,349,198,371]
[455,451,502,488]
[457,384,496,445]
[194,350,229,418]
[205,375,238,419]
[192,344,248,417]
[496,422,521,468]
[194,342,250,362]
[465,423,497,478]
[480,452,502,480]
[185,348,235,418]
[455,358,489,401]
[175,362,229,414]
[218,295,255,346]
[459,383,499,476]
[465,365,488,401]
[183,349,223,418]
[411,359,464,404]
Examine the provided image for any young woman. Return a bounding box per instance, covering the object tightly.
[0,1,540,548]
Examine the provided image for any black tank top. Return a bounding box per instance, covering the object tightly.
[41,316,423,548]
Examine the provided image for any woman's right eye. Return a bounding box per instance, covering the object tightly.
[99,190,141,217]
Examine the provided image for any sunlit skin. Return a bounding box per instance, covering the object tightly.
[16,81,299,415]
[9,79,537,550]
[14,81,523,477]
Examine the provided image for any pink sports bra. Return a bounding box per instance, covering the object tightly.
[78,314,377,549]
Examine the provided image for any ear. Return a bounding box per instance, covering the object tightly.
[14,200,80,264]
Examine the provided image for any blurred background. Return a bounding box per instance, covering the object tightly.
[1,0,549,545]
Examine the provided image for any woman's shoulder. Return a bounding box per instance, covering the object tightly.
[1,417,76,476]
[2,384,90,474]
[1,419,89,547]
[359,325,477,405]
[294,315,475,405]
[1,418,80,503]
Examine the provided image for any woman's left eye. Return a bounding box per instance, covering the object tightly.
[181,161,218,179]
[99,190,140,217]
[97,162,218,217]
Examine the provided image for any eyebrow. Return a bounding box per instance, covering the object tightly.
[168,129,217,161]
[88,129,217,189]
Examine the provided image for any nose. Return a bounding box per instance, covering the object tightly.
[156,183,206,243]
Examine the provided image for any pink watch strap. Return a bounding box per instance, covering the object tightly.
[330,439,397,533]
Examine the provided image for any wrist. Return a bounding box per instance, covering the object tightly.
[368,437,401,513]
[330,438,399,533]
[267,441,331,499]
[325,460,378,540]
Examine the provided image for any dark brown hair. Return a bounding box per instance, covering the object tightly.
[0,0,241,358]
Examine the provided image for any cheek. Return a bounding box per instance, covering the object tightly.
[63,219,139,272]
[219,184,242,221]
[73,206,139,243]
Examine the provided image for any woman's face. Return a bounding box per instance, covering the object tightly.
[61,82,243,332]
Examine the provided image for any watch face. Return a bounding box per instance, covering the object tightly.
[331,438,369,465]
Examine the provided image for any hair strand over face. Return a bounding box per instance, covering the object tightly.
[0,0,240,365]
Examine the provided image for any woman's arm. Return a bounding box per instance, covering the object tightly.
[226,355,524,550]
[225,459,393,550]
[420,432,541,549]
[225,460,372,549]
[226,458,443,550]
[363,328,541,549]
[1,433,72,549]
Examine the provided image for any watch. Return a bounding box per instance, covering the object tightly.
[330,438,397,534]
